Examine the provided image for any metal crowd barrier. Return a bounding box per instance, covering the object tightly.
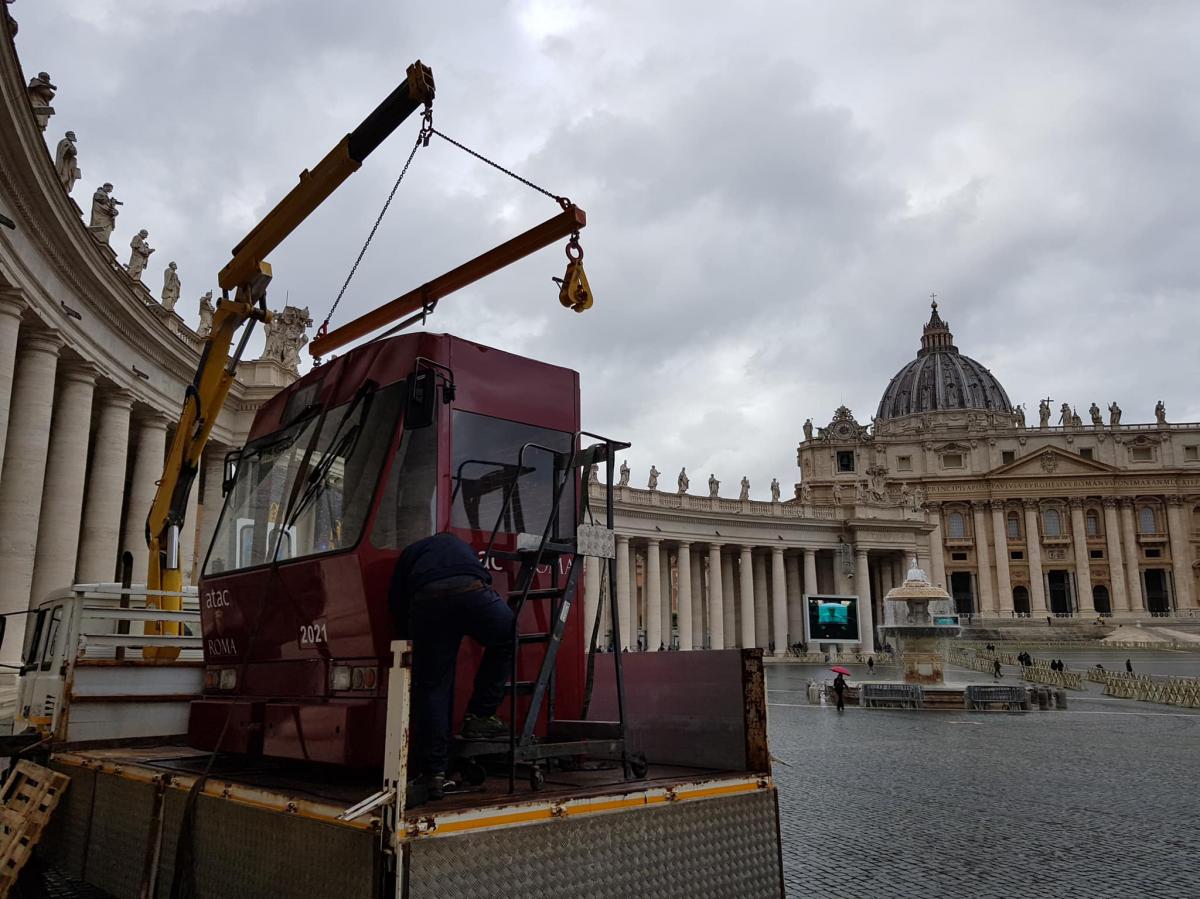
[860,683,923,709]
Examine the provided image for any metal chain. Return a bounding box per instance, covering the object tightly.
[429,126,570,210]
[319,109,431,334]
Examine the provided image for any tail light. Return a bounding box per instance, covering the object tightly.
[330,665,379,693]
[204,667,238,690]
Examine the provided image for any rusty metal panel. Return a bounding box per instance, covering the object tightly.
[407,788,783,899]
[154,790,380,899]
[81,773,158,898]
[588,648,766,772]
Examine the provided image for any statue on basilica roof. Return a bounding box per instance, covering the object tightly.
[770,478,780,502]
[54,131,80,193]
[708,473,719,498]
[618,461,630,487]
[160,261,180,311]
[802,418,813,442]
[1108,401,1122,426]
[739,476,750,502]
[88,183,121,244]
[196,291,214,338]
[1014,404,1026,429]
[1039,398,1051,428]
[1059,402,1072,427]
[677,467,689,494]
[1089,403,1102,427]
[26,71,55,131]
[1155,400,1167,426]
[648,465,660,491]
[127,229,154,282]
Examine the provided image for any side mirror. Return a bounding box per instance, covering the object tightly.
[222,449,242,496]
[404,372,436,430]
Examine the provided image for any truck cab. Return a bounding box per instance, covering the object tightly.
[191,331,584,767]
[6,584,201,745]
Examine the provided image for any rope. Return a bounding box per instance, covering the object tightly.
[319,128,426,334]
[429,126,570,210]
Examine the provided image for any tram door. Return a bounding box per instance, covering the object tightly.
[1047,570,1072,615]
[1144,569,1171,615]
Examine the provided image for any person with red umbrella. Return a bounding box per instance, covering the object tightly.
[831,666,850,712]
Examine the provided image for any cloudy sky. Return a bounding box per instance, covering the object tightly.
[12,1,1200,497]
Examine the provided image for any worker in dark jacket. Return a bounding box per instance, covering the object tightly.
[389,532,515,799]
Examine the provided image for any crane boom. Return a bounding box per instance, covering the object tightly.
[142,62,436,656]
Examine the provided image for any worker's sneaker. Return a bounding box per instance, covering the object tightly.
[412,771,447,802]
[460,713,507,740]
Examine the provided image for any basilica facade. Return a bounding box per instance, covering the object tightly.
[586,303,1199,656]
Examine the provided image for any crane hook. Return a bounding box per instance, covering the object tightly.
[554,233,592,313]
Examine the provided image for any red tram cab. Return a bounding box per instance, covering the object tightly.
[190,332,584,766]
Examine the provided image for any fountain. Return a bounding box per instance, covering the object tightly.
[879,558,960,686]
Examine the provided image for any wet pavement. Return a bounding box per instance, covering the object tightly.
[767,649,1200,898]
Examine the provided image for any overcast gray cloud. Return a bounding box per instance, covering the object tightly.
[11,0,1200,496]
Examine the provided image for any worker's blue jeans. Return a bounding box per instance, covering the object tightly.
[410,586,515,775]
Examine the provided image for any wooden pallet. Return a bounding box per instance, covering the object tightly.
[0,762,70,897]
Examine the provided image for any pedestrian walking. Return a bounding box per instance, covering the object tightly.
[1126,658,1133,674]
[867,657,875,673]
[993,659,1002,680]
[833,672,847,712]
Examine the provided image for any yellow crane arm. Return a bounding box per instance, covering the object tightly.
[142,62,435,656]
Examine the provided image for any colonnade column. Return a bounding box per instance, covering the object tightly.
[677,542,693,651]
[689,549,704,648]
[802,549,818,648]
[645,539,661,651]
[785,553,803,650]
[121,413,169,583]
[194,451,225,580]
[990,501,1014,615]
[721,553,737,646]
[182,458,201,585]
[739,546,754,649]
[770,547,787,657]
[752,551,769,648]
[971,501,996,614]
[854,549,875,653]
[926,504,947,590]
[615,536,631,650]
[77,390,134,582]
[0,293,26,478]
[1101,499,1129,612]
[1119,499,1142,611]
[30,363,97,604]
[1166,498,1195,609]
[659,547,672,648]
[0,330,62,665]
[1069,499,1095,614]
[707,544,725,649]
[584,557,601,645]
[1023,501,1048,613]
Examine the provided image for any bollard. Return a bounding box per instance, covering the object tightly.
[1037,686,1050,710]
[1055,687,1067,710]
[807,680,821,705]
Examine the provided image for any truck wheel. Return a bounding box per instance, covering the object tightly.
[461,759,486,786]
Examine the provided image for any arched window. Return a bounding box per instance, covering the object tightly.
[1006,511,1021,539]
[1043,508,1062,537]
[1092,585,1111,615]
[1012,586,1031,615]
[1138,505,1157,535]
[947,511,966,539]
[1085,509,1100,538]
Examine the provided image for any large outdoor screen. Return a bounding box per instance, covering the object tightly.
[805,594,861,643]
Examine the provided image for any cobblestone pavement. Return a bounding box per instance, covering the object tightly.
[767,653,1200,898]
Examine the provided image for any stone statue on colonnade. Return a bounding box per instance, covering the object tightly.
[770,478,780,502]
[88,183,121,244]
[127,230,154,281]
[677,468,688,494]
[1108,401,1121,426]
[1038,398,1051,428]
[708,473,719,498]
[802,418,813,441]
[26,71,55,130]
[1155,401,1167,426]
[618,461,629,487]
[1089,403,1102,427]
[647,466,659,490]
[196,291,214,338]
[160,262,180,311]
[54,131,80,193]
[739,476,750,502]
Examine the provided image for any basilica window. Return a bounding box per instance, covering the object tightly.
[896,455,912,471]
[1185,445,1199,462]
[1085,509,1100,537]
[837,451,856,473]
[1001,451,1015,465]
[1043,508,1063,537]
[1131,446,1154,463]
[941,453,964,469]
[947,511,967,539]
[1138,505,1158,534]
[1079,448,1094,460]
[1006,511,1020,539]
